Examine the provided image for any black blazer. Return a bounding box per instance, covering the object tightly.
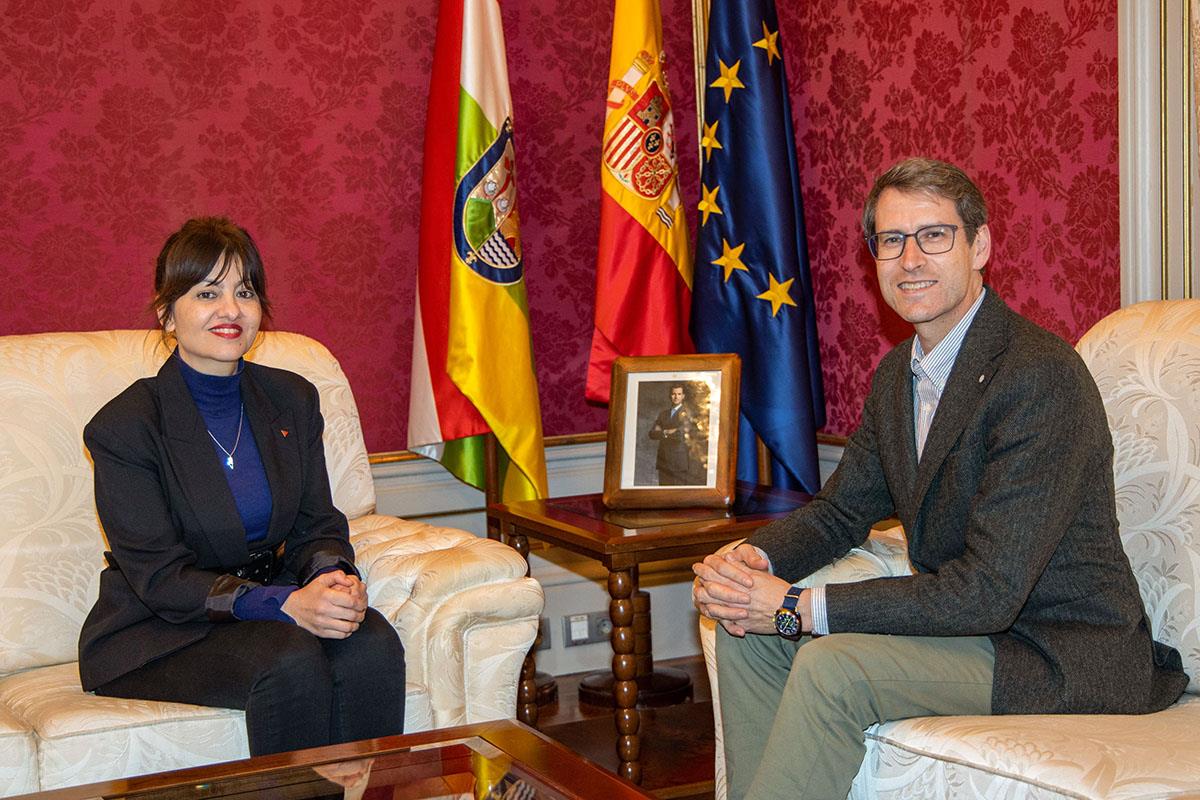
[748,290,1188,715]
[78,354,355,691]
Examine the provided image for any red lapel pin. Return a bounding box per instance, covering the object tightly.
[280,429,289,437]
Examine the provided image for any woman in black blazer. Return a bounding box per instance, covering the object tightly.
[78,217,405,756]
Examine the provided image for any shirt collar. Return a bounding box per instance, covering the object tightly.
[910,288,987,391]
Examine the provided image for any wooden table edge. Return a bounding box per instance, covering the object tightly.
[11,719,653,800]
[489,502,785,562]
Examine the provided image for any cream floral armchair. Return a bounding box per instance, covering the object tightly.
[0,330,544,796]
[700,300,1200,799]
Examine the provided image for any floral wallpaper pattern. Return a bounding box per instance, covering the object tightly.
[0,0,1116,450]
[781,0,1118,433]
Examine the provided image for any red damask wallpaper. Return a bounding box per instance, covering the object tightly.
[783,0,1119,434]
[0,1,1116,450]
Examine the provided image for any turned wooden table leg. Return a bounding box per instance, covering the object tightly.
[609,566,641,784]
[506,529,540,727]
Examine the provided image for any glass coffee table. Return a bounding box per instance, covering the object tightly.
[12,720,653,800]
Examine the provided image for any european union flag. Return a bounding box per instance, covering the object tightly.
[690,0,825,493]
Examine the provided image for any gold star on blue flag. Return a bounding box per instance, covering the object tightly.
[690,0,826,493]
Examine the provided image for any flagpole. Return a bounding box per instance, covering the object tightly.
[691,0,708,165]
[484,433,500,538]
[757,439,773,486]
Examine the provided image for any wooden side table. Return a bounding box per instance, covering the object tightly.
[488,481,809,783]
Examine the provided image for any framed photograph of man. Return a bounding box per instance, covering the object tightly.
[602,353,741,509]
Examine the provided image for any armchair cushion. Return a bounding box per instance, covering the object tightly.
[856,694,1200,799]
[0,663,432,792]
[0,663,248,792]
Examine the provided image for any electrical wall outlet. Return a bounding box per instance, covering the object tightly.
[562,610,612,647]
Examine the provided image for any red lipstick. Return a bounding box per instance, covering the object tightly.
[210,325,243,339]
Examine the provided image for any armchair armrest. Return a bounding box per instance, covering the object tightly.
[699,525,911,800]
[350,514,544,727]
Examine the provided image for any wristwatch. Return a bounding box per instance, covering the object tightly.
[773,586,805,638]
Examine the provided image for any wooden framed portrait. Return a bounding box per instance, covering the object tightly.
[602,353,741,509]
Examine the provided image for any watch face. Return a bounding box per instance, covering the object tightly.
[774,608,800,637]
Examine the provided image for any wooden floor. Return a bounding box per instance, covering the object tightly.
[535,656,716,800]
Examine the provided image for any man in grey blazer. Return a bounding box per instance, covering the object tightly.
[692,158,1188,800]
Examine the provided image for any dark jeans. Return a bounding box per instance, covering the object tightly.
[95,608,405,756]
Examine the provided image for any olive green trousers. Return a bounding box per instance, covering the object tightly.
[715,628,995,799]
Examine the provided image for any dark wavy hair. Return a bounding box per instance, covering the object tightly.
[150,217,272,331]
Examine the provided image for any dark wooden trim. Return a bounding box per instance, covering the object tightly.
[544,430,608,447]
[817,431,848,447]
[366,431,610,466]
[367,430,846,466]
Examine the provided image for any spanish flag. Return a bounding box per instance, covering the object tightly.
[585,0,694,404]
[408,0,548,502]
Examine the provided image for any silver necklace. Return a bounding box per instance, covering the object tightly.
[207,404,244,470]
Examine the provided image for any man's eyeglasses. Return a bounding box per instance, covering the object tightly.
[866,224,960,260]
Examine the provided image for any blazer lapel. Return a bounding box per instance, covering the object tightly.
[241,365,300,546]
[157,356,249,565]
[880,344,919,519]
[911,290,1012,509]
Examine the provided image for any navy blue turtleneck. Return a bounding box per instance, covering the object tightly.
[177,355,272,540]
[177,353,294,623]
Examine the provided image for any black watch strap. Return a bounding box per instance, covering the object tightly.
[773,586,805,638]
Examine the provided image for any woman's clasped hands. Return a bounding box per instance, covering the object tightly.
[282,570,367,639]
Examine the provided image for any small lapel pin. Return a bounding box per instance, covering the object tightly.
[280,429,289,437]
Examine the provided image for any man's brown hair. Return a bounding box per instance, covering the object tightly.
[862,157,988,243]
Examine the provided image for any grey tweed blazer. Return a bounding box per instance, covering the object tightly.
[748,290,1188,715]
